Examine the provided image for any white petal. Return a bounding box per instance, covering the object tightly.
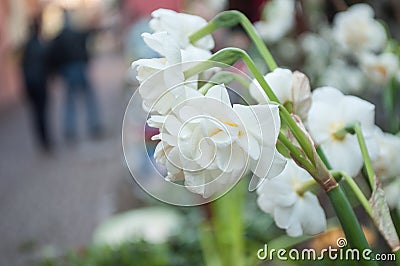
[249,79,269,104]
[233,104,280,146]
[142,32,181,64]
[249,150,286,191]
[274,205,295,230]
[311,87,344,104]
[322,135,363,176]
[298,192,327,235]
[205,84,232,105]
[265,68,293,103]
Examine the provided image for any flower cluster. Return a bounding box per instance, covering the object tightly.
[332,4,399,87]
[256,2,400,93]
[132,9,286,198]
[149,84,285,198]
[130,7,400,242]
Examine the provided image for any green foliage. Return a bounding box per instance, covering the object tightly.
[38,234,205,266]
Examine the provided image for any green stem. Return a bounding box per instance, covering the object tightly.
[316,146,332,170]
[278,132,315,173]
[296,178,318,195]
[278,105,315,163]
[327,185,377,266]
[198,223,223,266]
[235,12,277,70]
[189,10,278,70]
[346,123,375,189]
[189,22,218,45]
[211,179,246,266]
[239,51,279,102]
[184,48,280,102]
[198,71,250,94]
[331,171,372,216]
[185,48,316,178]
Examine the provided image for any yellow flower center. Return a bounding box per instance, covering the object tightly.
[330,121,346,142]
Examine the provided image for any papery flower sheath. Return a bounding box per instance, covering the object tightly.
[307,87,378,176]
[148,84,286,197]
[257,159,327,237]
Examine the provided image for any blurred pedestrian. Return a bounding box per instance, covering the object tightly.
[21,16,52,151]
[48,10,102,141]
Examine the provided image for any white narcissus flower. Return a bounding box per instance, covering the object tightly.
[249,68,311,120]
[257,159,327,237]
[132,32,212,82]
[254,0,295,43]
[307,87,379,177]
[332,4,386,53]
[131,9,215,114]
[149,84,286,198]
[149,8,215,51]
[360,53,399,86]
[372,127,400,180]
[132,32,211,114]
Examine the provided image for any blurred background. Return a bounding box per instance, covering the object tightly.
[0,0,399,265]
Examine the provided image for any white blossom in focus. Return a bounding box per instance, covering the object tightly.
[254,0,295,43]
[149,84,286,197]
[307,87,378,176]
[132,32,211,114]
[332,4,386,53]
[360,52,399,86]
[249,68,311,120]
[149,8,215,50]
[372,127,400,180]
[132,32,211,81]
[257,159,327,237]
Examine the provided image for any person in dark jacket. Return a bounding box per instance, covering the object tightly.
[48,10,102,141]
[22,16,52,151]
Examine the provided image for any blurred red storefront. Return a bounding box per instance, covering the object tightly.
[122,0,182,18]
